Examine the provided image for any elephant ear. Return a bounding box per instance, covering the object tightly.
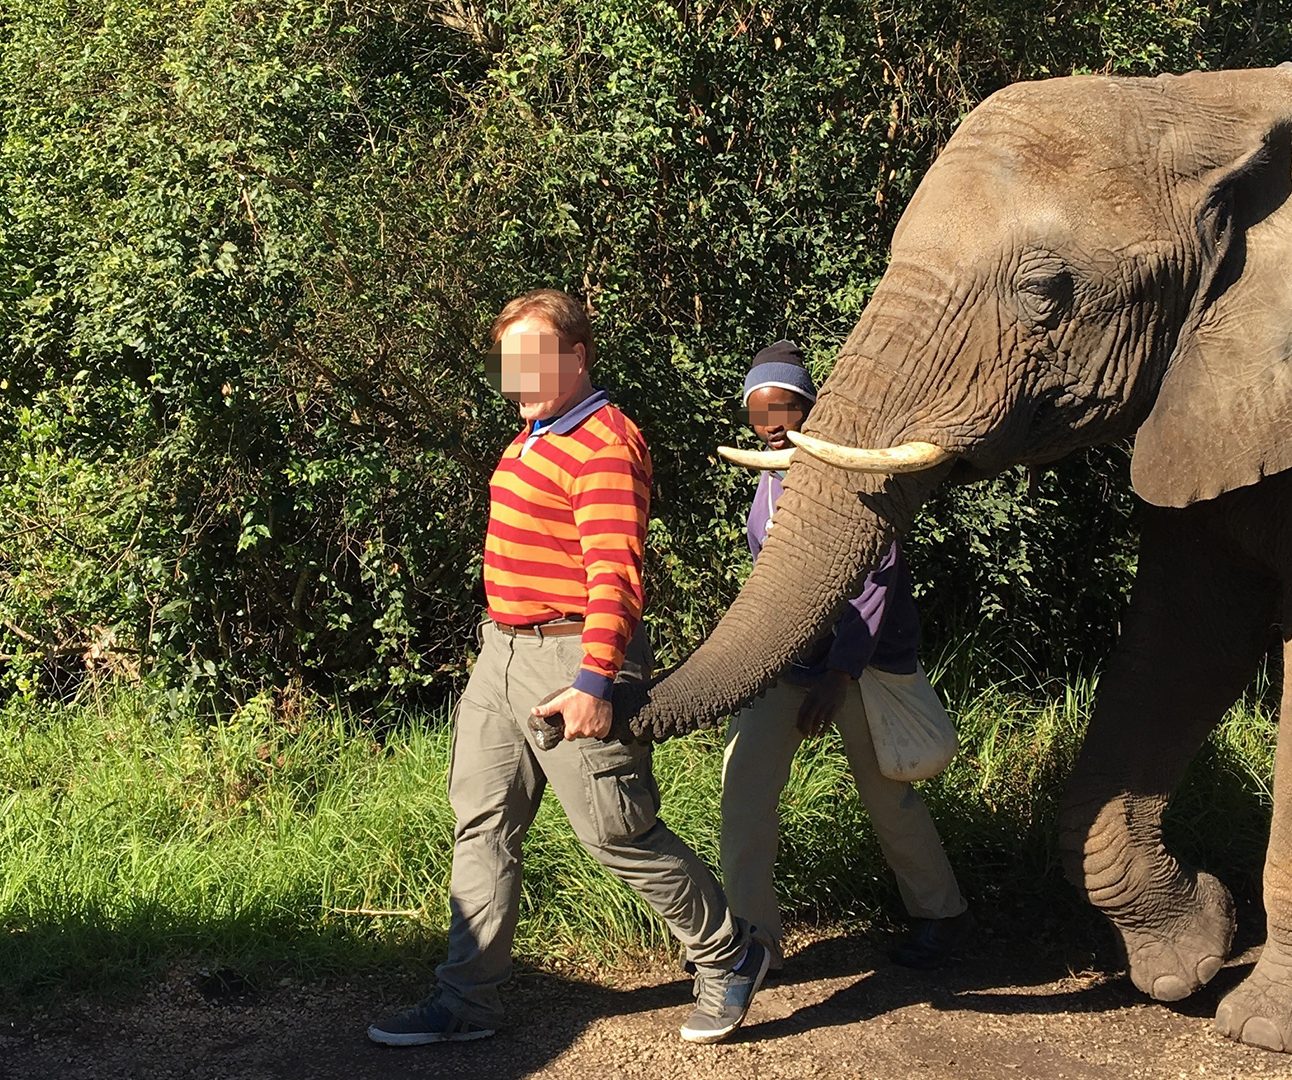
[1131,79,1292,508]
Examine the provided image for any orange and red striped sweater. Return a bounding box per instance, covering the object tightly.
[484,389,651,700]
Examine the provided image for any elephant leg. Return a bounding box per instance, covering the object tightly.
[1060,506,1275,1003]
[1215,627,1292,1051]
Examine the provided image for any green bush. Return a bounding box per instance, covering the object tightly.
[2,1,1290,708]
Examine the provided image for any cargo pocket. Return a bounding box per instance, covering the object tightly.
[583,751,660,845]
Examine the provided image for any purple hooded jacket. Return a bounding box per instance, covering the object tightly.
[747,471,920,681]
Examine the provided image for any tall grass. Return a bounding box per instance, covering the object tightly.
[0,672,1277,1004]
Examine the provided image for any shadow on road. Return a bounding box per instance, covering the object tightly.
[1,898,1272,1080]
[740,901,1266,1047]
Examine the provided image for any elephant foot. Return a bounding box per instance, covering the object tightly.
[1118,871,1234,1001]
[1215,950,1292,1052]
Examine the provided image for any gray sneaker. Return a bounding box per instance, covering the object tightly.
[679,939,771,1044]
[367,998,495,1046]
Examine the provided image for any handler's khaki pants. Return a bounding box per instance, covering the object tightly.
[721,669,965,967]
[435,621,747,1026]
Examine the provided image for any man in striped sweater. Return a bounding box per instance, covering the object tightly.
[368,290,768,1048]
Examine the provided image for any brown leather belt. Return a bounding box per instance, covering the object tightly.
[491,619,584,638]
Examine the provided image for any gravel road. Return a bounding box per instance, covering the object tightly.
[6,927,1292,1079]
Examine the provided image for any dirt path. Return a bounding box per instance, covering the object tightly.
[6,930,1292,1080]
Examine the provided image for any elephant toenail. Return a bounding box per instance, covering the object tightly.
[1195,955,1222,984]
[1150,974,1190,1001]
[1215,1001,1237,1037]
[1240,1017,1285,1052]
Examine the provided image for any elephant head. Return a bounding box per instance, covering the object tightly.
[614,65,1292,742]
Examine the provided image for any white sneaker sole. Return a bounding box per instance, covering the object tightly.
[678,946,772,1044]
[366,1025,495,1046]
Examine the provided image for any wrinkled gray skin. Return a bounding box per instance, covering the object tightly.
[600,67,1292,1051]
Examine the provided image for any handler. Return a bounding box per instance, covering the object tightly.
[721,339,971,973]
[368,289,768,1048]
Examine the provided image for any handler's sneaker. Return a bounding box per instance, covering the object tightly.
[679,939,771,1044]
[890,910,976,969]
[367,998,495,1046]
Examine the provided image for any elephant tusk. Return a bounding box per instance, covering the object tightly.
[716,445,796,470]
[785,431,954,473]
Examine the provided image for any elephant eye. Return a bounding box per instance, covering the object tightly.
[1017,269,1074,330]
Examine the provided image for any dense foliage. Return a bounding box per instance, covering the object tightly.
[2,1,1289,707]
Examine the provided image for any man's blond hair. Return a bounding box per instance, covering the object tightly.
[491,289,596,366]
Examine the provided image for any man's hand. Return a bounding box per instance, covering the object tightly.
[532,686,613,740]
[796,669,851,738]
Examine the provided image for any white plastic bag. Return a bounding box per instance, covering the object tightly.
[859,664,958,781]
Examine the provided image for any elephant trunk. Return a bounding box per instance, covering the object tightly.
[618,457,942,741]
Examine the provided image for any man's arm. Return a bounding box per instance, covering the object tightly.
[533,437,650,739]
[569,439,650,696]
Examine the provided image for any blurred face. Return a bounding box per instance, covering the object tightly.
[746,385,811,451]
[488,315,591,420]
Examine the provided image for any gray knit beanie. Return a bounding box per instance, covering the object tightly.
[741,339,817,405]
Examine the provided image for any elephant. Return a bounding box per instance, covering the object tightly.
[531,66,1292,1047]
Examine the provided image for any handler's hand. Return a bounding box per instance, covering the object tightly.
[796,669,850,738]
[532,686,613,740]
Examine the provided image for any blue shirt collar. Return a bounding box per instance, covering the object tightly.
[529,388,610,437]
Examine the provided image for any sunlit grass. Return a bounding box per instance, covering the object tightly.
[0,669,1277,1004]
